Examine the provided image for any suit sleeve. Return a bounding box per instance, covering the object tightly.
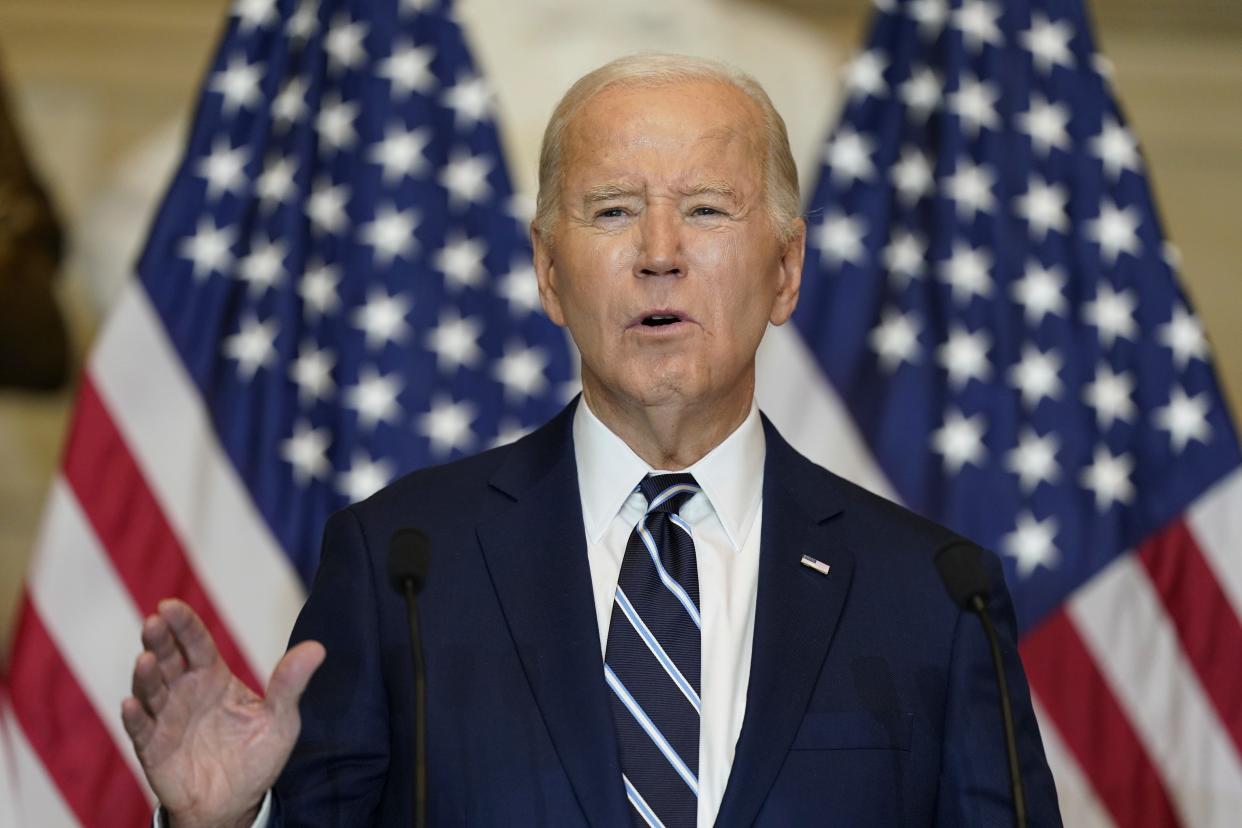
[271,507,392,826]
[935,550,1063,826]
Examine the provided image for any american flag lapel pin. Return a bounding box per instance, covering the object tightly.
[800,555,831,576]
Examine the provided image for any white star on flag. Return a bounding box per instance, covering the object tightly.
[379,41,437,98]
[272,76,309,128]
[442,74,493,129]
[937,325,992,389]
[931,408,988,474]
[1006,428,1061,493]
[891,146,934,206]
[316,94,360,154]
[360,204,420,266]
[306,178,351,235]
[1086,199,1142,265]
[368,124,431,183]
[222,314,278,380]
[1018,95,1071,156]
[1008,344,1064,408]
[256,155,298,211]
[845,50,888,99]
[324,14,369,73]
[499,261,543,316]
[298,261,341,320]
[345,366,404,430]
[1154,386,1212,453]
[825,128,876,185]
[351,288,413,350]
[815,211,867,267]
[1083,363,1137,428]
[945,158,996,219]
[196,139,249,200]
[1080,445,1135,510]
[869,307,922,372]
[951,0,1002,52]
[938,241,993,305]
[948,74,1000,136]
[280,420,331,485]
[1091,116,1141,180]
[1020,12,1075,73]
[209,54,264,114]
[233,0,278,31]
[440,150,494,209]
[434,235,488,290]
[899,66,941,122]
[1083,284,1138,346]
[494,342,550,400]
[418,396,478,457]
[289,341,336,404]
[237,236,287,295]
[1014,175,1069,240]
[179,218,236,280]
[909,0,948,38]
[285,0,318,41]
[426,311,484,372]
[1010,261,1068,325]
[882,229,926,288]
[337,451,394,502]
[1159,306,1209,369]
[1003,511,1060,578]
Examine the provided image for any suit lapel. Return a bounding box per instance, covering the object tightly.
[475,401,629,827]
[715,419,856,827]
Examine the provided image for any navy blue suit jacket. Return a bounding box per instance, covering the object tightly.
[273,400,1061,826]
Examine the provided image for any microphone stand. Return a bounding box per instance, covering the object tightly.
[398,578,428,828]
[970,594,1027,828]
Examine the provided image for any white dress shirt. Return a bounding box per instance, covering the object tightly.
[573,398,765,828]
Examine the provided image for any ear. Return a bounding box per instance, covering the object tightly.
[769,217,805,326]
[531,221,567,327]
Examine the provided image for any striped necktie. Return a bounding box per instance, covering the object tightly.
[605,473,703,828]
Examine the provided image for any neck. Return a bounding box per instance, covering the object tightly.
[581,382,754,471]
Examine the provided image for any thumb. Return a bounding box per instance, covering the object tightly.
[266,640,326,718]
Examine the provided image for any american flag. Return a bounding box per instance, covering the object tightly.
[783,0,1242,823]
[0,0,572,822]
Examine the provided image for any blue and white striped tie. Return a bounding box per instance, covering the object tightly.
[605,473,703,828]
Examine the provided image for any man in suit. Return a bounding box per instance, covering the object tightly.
[123,54,1061,826]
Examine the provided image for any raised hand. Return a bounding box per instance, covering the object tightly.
[121,599,325,828]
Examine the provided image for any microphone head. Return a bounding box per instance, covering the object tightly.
[388,527,432,595]
[933,539,991,610]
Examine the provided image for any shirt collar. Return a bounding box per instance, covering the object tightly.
[572,396,765,551]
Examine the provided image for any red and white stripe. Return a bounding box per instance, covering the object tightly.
[1,285,307,826]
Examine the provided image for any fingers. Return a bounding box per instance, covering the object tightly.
[141,612,187,685]
[158,598,220,672]
[265,640,326,720]
[131,650,170,717]
[120,695,155,749]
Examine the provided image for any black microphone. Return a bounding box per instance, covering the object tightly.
[388,528,431,828]
[934,540,1028,828]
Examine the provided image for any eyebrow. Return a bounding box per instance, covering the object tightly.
[583,184,642,203]
[682,180,741,201]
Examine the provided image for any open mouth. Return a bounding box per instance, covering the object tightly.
[642,314,682,327]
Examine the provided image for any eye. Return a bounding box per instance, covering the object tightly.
[691,206,724,217]
[595,207,628,219]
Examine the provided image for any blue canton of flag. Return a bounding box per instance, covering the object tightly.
[134,0,574,584]
[793,0,1241,634]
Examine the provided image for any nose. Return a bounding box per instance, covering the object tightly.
[634,205,683,279]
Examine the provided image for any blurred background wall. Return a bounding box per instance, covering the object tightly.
[0,0,1238,660]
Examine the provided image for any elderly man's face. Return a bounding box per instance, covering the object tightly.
[534,80,804,418]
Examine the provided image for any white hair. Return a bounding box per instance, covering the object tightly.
[534,53,801,244]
